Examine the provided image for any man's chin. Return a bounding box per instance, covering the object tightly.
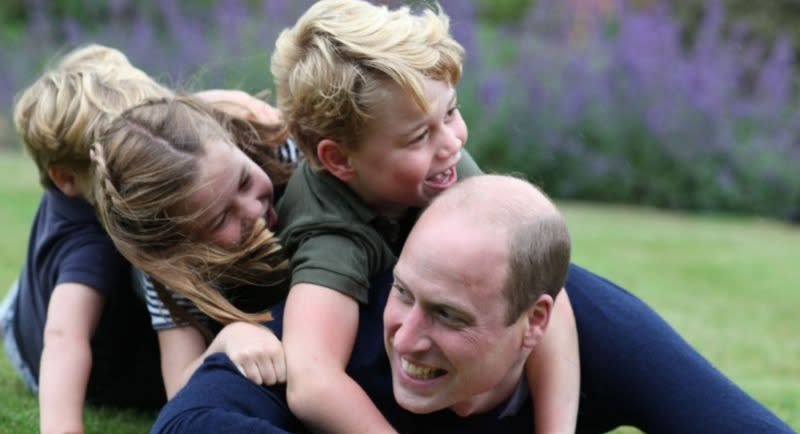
[391,380,445,415]
[393,393,435,414]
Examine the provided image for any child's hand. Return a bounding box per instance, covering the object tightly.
[194,89,283,125]
[215,321,286,386]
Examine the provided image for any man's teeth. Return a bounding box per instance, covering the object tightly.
[402,359,442,380]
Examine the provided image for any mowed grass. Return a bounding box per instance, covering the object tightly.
[0,152,797,432]
[0,153,156,433]
[564,202,800,433]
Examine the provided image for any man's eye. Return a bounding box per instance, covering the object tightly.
[392,283,412,300]
[435,308,464,326]
[435,308,453,320]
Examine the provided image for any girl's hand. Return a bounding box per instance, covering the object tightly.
[213,321,286,386]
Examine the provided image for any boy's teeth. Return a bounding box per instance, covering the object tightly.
[401,359,442,380]
[428,168,451,183]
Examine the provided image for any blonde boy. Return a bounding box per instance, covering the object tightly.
[272,1,579,433]
[1,44,171,434]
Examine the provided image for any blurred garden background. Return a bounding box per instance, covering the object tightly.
[1,0,800,220]
[0,0,798,432]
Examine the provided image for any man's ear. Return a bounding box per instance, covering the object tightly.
[47,165,82,197]
[521,293,554,350]
[317,138,355,182]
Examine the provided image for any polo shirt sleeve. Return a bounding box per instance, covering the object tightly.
[141,274,209,331]
[288,230,381,304]
[56,235,130,299]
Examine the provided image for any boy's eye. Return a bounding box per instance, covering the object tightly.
[410,130,429,144]
[445,104,459,120]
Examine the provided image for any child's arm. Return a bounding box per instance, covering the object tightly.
[283,283,398,434]
[526,290,580,434]
[38,282,105,434]
[157,325,207,399]
[158,322,285,399]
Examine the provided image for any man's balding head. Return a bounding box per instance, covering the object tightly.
[417,174,571,323]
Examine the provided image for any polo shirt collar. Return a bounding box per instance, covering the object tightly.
[46,187,97,224]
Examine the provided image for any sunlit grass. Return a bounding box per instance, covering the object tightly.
[0,153,155,433]
[563,202,800,433]
[0,152,796,432]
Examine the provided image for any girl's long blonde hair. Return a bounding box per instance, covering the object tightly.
[91,95,293,337]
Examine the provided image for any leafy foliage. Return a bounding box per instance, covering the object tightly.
[0,0,798,221]
[462,0,800,220]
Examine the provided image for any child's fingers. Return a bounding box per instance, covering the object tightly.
[257,360,278,386]
[273,350,287,384]
[233,355,265,385]
[254,346,287,385]
[228,329,285,386]
[250,101,282,124]
[259,338,286,385]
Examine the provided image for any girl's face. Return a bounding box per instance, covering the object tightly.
[179,138,276,249]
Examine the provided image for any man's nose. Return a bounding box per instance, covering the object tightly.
[391,306,432,353]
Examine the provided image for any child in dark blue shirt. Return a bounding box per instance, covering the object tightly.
[0,44,171,434]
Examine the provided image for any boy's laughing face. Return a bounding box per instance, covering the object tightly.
[343,76,468,217]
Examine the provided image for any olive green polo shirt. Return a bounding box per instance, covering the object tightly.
[276,151,482,303]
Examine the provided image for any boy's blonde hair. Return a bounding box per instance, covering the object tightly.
[271,0,464,167]
[13,44,171,188]
[91,96,291,335]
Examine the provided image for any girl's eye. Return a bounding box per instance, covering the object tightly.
[213,212,228,230]
[239,172,252,190]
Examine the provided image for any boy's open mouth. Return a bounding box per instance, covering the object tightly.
[424,166,457,190]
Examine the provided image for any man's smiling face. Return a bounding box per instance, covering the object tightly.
[382,208,532,416]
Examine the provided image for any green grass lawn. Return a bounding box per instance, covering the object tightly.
[0,152,797,432]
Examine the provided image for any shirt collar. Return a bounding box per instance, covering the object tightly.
[497,375,530,419]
